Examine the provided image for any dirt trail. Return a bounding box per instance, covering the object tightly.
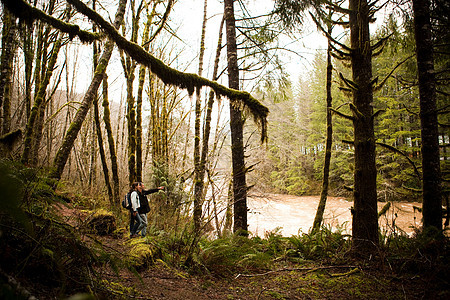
[248,194,422,237]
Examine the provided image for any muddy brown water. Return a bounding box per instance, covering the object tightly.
[247,194,423,237]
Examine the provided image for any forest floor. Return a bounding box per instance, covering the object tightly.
[51,203,449,300]
[94,234,446,300]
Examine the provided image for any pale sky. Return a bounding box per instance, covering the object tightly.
[62,0,330,99]
[170,0,328,84]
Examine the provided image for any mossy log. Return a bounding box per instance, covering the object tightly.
[86,210,117,236]
[127,239,161,270]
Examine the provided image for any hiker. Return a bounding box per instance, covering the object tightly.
[132,182,165,238]
[129,182,142,238]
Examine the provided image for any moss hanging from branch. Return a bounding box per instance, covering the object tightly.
[1,0,101,43]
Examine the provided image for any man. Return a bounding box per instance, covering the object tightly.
[134,182,165,237]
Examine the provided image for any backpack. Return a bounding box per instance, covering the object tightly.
[121,192,132,210]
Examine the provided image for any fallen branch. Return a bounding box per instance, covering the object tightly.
[235,265,359,279]
[330,267,360,277]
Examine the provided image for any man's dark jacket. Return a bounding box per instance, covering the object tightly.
[137,188,160,214]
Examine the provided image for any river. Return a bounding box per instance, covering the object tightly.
[247,194,423,237]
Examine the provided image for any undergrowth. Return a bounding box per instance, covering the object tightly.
[1,159,449,299]
[0,160,125,299]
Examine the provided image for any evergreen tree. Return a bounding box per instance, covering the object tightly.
[225,0,248,234]
[413,0,442,230]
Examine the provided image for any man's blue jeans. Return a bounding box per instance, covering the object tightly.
[136,214,148,237]
[130,212,142,236]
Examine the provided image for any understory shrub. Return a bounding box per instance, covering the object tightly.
[0,160,118,299]
[287,225,351,262]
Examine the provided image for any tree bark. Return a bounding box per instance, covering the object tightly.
[193,0,208,233]
[120,1,142,185]
[22,29,63,165]
[313,22,333,231]
[20,21,34,122]
[349,0,379,253]
[94,85,113,206]
[102,73,120,202]
[92,1,114,207]
[136,2,154,182]
[412,0,442,230]
[200,16,225,235]
[50,0,127,180]
[224,0,248,234]
[31,27,66,166]
[0,8,17,135]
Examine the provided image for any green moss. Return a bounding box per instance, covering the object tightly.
[127,238,161,269]
[4,0,101,43]
[93,209,114,218]
[100,279,139,298]
[264,290,287,299]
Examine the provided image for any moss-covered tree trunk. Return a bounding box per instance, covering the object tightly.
[149,74,159,166]
[23,28,63,164]
[120,1,142,185]
[0,8,17,135]
[31,31,65,166]
[349,0,379,253]
[224,0,248,234]
[125,70,137,184]
[88,109,97,187]
[50,0,127,180]
[20,21,34,122]
[94,80,113,206]
[313,23,333,231]
[223,179,233,235]
[193,0,209,233]
[92,1,114,207]
[412,0,442,230]
[102,73,120,202]
[136,3,154,183]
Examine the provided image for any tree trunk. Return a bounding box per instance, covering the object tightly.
[200,16,225,234]
[125,60,137,184]
[50,0,127,180]
[136,3,154,182]
[121,1,142,185]
[224,0,248,234]
[91,3,114,207]
[88,108,97,187]
[349,0,379,253]
[223,179,234,235]
[31,29,65,166]
[20,21,34,122]
[193,0,208,233]
[94,85,113,206]
[102,74,120,202]
[412,0,442,230]
[313,23,333,231]
[22,31,63,165]
[0,8,17,135]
